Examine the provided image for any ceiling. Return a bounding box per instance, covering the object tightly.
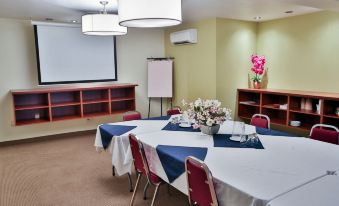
[0,0,338,24]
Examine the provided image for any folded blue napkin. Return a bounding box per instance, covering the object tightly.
[213,134,264,149]
[156,145,208,183]
[99,125,137,149]
[162,122,200,132]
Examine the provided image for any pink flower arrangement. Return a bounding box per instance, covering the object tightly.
[251,54,266,82]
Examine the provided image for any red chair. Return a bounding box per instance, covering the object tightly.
[166,107,181,116]
[250,114,270,129]
[310,124,339,145]
[185,156,218,206]
[123,111,142,121]
[129,134,164,206]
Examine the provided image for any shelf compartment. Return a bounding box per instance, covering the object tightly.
[111,100,135,114]
[83,102,110,117]
[15,108,50,125]
[111,88,135,99]
[323,117,339,128]
[82,89,109,103]
[289,112,321,130]
[52,105,81,121]
[238,91,260,106]
[262,108,287,125]
[323,99,339,117]
[14,93,49,109]
[238,104,260,120]
[262,93,288,106]
[290,96,321,115]
[51,91,80,106]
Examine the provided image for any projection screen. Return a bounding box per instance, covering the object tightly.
[34,23,117,85]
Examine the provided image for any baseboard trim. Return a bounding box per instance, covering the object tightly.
[0,130,96,147]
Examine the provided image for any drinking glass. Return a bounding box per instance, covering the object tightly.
[231,121,246,142]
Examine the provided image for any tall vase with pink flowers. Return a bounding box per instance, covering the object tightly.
[251,54,266,89]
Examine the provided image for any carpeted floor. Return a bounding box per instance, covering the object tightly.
[0,133,187,206]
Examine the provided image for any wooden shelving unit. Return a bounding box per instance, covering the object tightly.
[237,88,339,131]
[12,83,137,126]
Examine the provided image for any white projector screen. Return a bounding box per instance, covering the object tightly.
[34,24,117,85]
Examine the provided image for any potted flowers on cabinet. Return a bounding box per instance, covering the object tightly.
[182,99,232,135]
[251,54,266,89]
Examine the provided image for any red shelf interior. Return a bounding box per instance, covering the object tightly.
[111,88,135,99]
[238,91,260,106]
[262,108,287,125]
[323,99,339,116]
[83,102,110,116]
[52,105,82,121]
[289,112,321,130]
[238,104,260,119]
[51,91,80,106]
[111,100,135,113]
[15,108,50,125]
[323,116,339,128]
[14,93,49,109]
[262,93,288,106]
[82,89,109,103]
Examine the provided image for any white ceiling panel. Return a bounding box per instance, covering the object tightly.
[0,0,337,23]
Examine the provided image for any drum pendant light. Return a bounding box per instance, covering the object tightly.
[82,1,127,36]
[118,0,182,28]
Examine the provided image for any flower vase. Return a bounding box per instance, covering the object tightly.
[253,81,261,89]
[200,124,220,135]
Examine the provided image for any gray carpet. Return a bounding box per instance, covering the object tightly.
[0,133,187,206]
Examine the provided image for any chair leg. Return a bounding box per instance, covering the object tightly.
[112,166,115,176]
[143,180,150,200]
[129,173,141,206]
[128,173,133,192]
[150,184,161,206]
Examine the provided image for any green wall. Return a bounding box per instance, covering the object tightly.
[164,18,257,116]
[164,19,217,105]
[257,11,339,93]
[216,18,257,116]
[165,11,339,117]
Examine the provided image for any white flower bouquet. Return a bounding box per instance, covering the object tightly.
[182,98,232,129]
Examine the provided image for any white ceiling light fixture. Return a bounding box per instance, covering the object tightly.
[118,0,182,28]
[82,1,127,36]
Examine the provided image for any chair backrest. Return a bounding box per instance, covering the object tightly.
[185,156,218,206]
[123,111,142,121]
[250,114,270,129]
[166,107,181,116]
[129,134,145,174]
[310,124,339,145]
[129,134,162,184]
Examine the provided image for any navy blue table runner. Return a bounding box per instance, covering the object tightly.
[156,145,208,183]
[213,134,264,149]
[162,122,200,132]
[99,125,137,149]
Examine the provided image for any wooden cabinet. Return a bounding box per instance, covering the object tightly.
[12,83,137,126]
[237,89,339,131]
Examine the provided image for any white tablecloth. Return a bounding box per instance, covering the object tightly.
[267,172,339,206]
[94,119,170,175]
[137,129,339,206]
[95,119,339,206]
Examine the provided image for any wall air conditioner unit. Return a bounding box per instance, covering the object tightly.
[170,29,197,45]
